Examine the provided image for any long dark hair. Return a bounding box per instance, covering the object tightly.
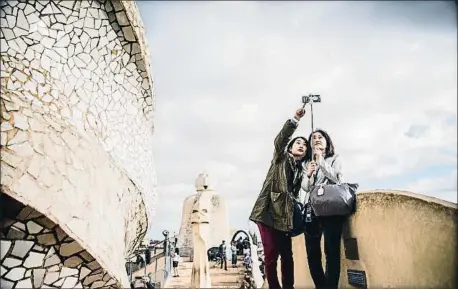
[306,129,335,160]
[286,136,309,164]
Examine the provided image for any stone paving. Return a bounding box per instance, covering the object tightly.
[165,257,245,288]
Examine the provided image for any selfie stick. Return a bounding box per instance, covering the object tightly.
[310,101,315,161]
[301,94,321,161]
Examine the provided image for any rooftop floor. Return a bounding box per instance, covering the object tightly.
[165,257,245,288]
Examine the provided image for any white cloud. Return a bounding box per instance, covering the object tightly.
[139,1,457,239]
[404,169,457,203]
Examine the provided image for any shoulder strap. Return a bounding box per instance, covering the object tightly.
[331,156,337,166]
[312,171,319,186]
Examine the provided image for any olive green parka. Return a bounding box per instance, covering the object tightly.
[249,118,303,232]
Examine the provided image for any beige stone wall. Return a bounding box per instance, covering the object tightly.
[177,195,195,258]
[279,190,457,288]
[1,0,156,288]
[209,193,231,248]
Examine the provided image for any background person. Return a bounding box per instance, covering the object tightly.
[243,237,250,256]
[231,241,238,267]
[219,240,228,270]
[172,248,181,277]
[243,252,252,270]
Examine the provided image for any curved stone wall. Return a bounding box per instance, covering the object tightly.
[279,191,457,288]
[1,0,156,287]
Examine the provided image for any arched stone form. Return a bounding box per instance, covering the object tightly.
[230,230,251,244]
[1,195,120,289]
[1,0,156,287]
[230,229,263,288]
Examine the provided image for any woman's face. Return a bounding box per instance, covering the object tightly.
[312,132,327,150]
[290,138,307,158]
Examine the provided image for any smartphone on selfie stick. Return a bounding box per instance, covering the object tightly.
[301,94,321,162]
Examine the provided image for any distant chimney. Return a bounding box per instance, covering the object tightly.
[195,172,211,191]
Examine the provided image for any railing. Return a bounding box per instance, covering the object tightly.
[126,232,176,287]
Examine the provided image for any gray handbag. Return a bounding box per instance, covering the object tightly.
[309,177,359,217]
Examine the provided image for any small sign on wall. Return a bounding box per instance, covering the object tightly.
[347,269,367,288]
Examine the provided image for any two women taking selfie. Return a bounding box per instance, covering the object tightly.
[249,106,349,289]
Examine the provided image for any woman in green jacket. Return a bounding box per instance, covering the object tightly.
[249,106,309,289]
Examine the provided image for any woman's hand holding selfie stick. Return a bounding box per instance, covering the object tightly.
[294,107,306,121]
[307,148,323,177]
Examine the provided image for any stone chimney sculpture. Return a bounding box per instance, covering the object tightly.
[190,173,212,288]
[176,173,230,260]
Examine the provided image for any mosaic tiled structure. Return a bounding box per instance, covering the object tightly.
[1,195,119,289]
[1,0,156,288]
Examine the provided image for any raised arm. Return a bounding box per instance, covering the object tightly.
[273,107,306,159]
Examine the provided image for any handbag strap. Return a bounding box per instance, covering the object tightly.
[307,156,338,207]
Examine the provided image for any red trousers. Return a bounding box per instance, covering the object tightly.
[258,223,294,289]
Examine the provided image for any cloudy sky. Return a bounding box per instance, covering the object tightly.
[137,1,457,239]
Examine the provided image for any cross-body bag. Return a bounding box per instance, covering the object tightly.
[290,190,306,237]
[289,159,307,237]
[308,159,359,217]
